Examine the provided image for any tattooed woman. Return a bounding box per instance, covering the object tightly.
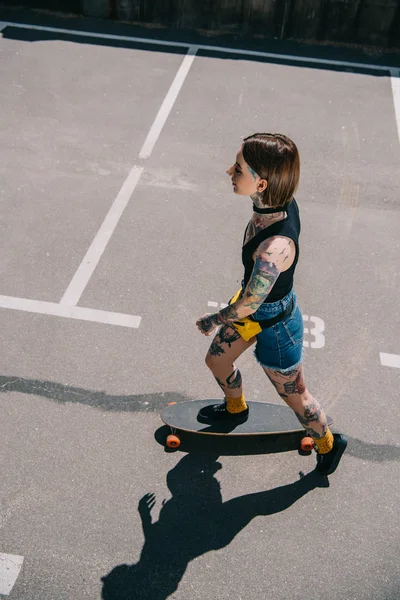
[196,133,347,476]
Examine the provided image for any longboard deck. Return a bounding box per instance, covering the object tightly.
[161,400,333,437]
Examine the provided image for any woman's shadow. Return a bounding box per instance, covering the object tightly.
[101,453,328,600]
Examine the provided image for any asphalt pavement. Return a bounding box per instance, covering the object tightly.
[0,8,399,600]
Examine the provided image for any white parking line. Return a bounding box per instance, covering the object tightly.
[0,296,141,328]
[303,315,325,349]
[0,20,396,334]
[58,47,197,304]
[390,69,400,144]
[139,47,197,159]
[60,166,143,307]
[0,553,24,596]
[380,353,400,368]
[207,301,229,309]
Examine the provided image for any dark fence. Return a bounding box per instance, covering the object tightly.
[2,0,399,47]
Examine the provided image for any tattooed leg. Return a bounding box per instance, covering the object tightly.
[263,365,328,438]
[205,325,255,399]
[208,325,242,358]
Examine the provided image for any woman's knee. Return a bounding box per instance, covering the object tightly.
[205,352,217,371]
[276,387,313,409]
[205,351,231,376]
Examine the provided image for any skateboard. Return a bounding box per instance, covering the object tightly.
[161,400,333,452]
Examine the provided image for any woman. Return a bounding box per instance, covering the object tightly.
[196,133,347,476]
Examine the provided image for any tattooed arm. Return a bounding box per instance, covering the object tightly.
[196,236,293,335]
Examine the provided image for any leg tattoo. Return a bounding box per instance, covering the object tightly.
[214,369,242,393]
[263,365,328,438]
[209,326,241,357]
[226,369,242,390]
[214,376,226,391]
[283,371,306,395]
[294,399,328,439]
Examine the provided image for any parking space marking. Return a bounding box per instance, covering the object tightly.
[0,21,397,332]
[208,301,229,309]
[0,295,141,328]
[303,315,325,349]
[0,29,198,323]
[0,553,24,596]
[390,69,400,143]
[380,353,400,368]
[139,47,197,159]
[0,21,394,73]
[60,166,143,307]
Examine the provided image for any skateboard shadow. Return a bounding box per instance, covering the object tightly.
[101,453,328,600]
[155,425,304,455]
[2,375,400,461]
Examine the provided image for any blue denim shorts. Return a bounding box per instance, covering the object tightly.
[251,288,303,372]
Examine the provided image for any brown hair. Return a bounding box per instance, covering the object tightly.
[242,133,300,208]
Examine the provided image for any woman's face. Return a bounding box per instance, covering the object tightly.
[226,148,267,196]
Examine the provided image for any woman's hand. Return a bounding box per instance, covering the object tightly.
[196,313,220,336]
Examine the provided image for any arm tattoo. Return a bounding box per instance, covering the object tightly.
[243,256,280,309]
[201,238,290,327]
[218,304,240,323]
[242,237,293,309]
[201,304,240,330]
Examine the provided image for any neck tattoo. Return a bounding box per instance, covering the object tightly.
[250,194,287,216]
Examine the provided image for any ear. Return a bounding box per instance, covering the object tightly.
[257,178,268,193]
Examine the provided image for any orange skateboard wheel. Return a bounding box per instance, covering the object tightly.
[300,436,314,452]
[168,402,177,406]
[166,434,181,449]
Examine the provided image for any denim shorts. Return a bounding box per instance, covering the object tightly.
[251,288,303,372]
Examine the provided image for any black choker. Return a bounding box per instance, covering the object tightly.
[252,203,286,214]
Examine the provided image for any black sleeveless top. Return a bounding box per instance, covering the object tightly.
[242,199,300,303]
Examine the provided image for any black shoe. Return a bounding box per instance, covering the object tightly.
[198,402,249,423]
[315,433,348,476]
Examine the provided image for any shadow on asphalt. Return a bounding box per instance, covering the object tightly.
[155,424,306,455]
[0,374,190,412]
[100,452,329,600]
[3,373,399,597]
[1,11,396,77]
[2,374,399,461]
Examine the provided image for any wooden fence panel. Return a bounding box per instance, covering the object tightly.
[356,0,399,45]
[1,0,399,47]
[319,0,361,43]
[246,0,281,37]
[287,0,324,39]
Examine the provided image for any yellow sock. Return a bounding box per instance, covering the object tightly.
[313,429,334,454]
[226,394,248,414]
